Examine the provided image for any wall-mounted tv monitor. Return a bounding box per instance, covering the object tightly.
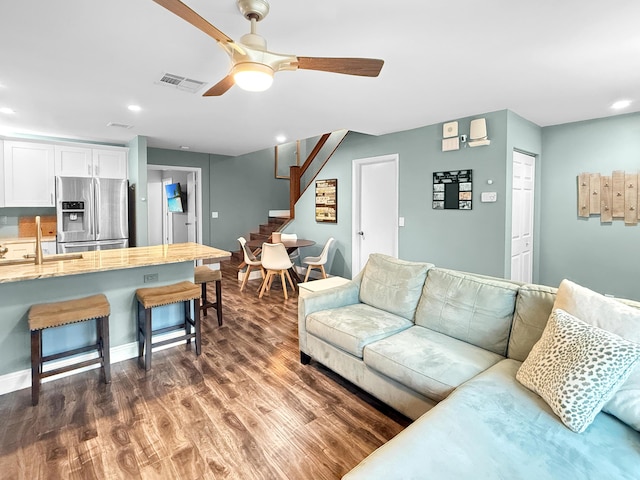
[165,182,186,213]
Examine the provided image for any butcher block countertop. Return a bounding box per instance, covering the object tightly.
[0,243,231,284]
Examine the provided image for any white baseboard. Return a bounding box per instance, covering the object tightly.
[0,330,189,397]
[237,270,263,281]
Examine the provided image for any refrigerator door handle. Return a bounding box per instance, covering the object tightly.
[95,178,101,237]
[88,179,94,237]
[60,242,97,248]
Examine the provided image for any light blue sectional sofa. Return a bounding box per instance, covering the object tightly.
[298,254,640,479]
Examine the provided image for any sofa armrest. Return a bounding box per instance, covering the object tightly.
[298,277,362,356]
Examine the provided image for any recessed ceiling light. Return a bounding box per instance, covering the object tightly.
[128,104,142,112]
[179,145,190,150]
[0,107,15,115]
[275,135,287,143]
[611,100,632,110]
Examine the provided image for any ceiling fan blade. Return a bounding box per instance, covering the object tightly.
[153,0,233,44]
[296,57,384,77]
[203,75,235,96]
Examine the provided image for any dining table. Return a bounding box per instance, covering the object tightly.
[246,237,315,284]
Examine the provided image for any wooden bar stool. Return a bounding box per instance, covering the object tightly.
[194,266,223,326]
[135,281,201,371]
[28,294,111,406]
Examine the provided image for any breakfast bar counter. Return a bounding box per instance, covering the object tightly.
[0,242,231,283]
[0,243,231,394]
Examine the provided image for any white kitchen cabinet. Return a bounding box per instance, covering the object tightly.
[56,145,128,179]
[1,240,35,260]
[4,141,55,207]
[0,240,56,259]
[41,241,56,255]
[54,145,93,177]
[92,148,128,179]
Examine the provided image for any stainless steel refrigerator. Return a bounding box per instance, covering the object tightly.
[56,176,129,253]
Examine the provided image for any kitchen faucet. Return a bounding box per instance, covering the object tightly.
[34,216,44,265]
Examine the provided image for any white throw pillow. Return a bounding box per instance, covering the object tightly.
[554,279,640,431]
[516,309,640,433]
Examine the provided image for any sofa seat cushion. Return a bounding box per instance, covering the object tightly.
[363,326,504,402]
[344,359,640,480]
[415,268,519,355]
[306,304,413,358]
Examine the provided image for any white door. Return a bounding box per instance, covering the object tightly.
[510,151,536,283]
[352,154,399,275]
[186,172,197,242]
[162,178,173,245]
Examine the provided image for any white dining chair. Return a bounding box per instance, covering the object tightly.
[259,242,295,300]
[238,237,264,292]
[302,237,335,282]
[279,233,300,266]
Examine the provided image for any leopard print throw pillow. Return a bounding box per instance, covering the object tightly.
[516,308,640,433]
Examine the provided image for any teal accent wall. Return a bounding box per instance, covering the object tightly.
[504,111,543,279]
[128,136,148,246]
[287,110,516,279]
[146,146,289,252]
[539,112,640,300]
[210,148,290,251]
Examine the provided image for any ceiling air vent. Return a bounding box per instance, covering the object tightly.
[107,122,134,129]
[157,72,207,93]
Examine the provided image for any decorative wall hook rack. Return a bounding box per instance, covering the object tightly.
[578,170,639,225]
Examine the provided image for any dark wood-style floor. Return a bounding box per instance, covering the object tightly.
[0,259,409,479]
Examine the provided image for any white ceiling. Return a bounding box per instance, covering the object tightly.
[1,0,639,156]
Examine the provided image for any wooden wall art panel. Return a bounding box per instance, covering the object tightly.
[612,170,625,218]
[600,176,613,223]
[625,173,637,225]
[578,173,590,218]
[589,173,601,214]
[578,170,640,224]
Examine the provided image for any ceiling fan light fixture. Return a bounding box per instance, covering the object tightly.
[232,62,274,92]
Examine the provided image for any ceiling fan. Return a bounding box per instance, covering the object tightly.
[152,0,384,95]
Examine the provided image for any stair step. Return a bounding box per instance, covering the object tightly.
[259,223,280,235]
[268,216,288,225]
[250,232,270,242]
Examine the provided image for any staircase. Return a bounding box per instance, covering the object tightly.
[233,215,289,261]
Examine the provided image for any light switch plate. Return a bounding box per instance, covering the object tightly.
[211,211,218,218]
[443,121,458,138]
[481,192,497,202]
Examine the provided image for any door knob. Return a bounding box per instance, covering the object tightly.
[357,231,364,235]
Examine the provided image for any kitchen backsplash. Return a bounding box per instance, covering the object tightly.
[0,208,57,238]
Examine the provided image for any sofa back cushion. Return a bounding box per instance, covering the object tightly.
[414,268,519,356]
[359,254,432,321]
[552,279,640,432]
[507,284,557,362]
